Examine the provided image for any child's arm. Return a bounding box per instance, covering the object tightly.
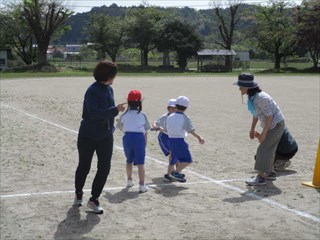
[144,132,148,146]
[189,130,205,144]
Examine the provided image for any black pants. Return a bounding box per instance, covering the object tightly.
[75,134,113,199]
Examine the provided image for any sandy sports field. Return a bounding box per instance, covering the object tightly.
[0,74,319,240]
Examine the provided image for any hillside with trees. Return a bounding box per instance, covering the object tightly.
[0,0,319,72]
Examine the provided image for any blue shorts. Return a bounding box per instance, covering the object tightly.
[123,132,145,165]
[169,138,192,165]
[158,132,170,156]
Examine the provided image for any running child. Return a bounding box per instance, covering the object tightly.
[116,90,151,193]
[166,96,205,182]
[152,99,178,182]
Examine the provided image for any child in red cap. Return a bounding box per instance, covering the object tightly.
[116,90,151,193]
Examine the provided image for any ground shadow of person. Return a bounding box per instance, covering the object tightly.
[149,177,189,197]
[54,206,101,240]
[223,181,282,204]
[104,187,139,204]
[275,169,297,177]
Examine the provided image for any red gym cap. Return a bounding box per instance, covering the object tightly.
[127,90,142,101]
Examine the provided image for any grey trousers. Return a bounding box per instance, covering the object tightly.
[255,121,285,173]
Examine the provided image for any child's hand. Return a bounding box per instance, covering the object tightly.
[198,136,205,144]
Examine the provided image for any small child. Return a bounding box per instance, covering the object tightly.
[166,96,205,182]
[152,99,178,182]
[116,90,151,193]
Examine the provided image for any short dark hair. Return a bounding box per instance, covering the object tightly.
[93,61,117,82]
[247,87,262,97]
[176,105,187,111]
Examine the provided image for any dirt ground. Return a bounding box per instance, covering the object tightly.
[0,74,319,240]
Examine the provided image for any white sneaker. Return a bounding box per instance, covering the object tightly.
[87,199,103,214]
[139,184,148,193]
[127,179,134,188]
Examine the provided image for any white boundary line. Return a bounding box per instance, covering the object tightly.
[1,103,320,223]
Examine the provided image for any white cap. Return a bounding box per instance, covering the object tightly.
[176,96,189,108]
[167,98,176,107]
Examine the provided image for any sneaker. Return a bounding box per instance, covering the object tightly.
[87,198,103,214]
[274,160,286,170]
[73,192,83,206]
[266,171,276,180]
[139,184,148,193]
[179,172,185,178]
[246,175,266,186]
[127,179,134,188]
[170,171,186,183]
[163,174,174,182]
[284,160,291,169]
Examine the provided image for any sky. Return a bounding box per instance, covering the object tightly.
[1,1,304,13]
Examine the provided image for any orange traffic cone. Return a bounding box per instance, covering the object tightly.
[302,140,320,189]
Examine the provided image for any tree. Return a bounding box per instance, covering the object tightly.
[0,9,37,65]
[157,19,203,70]
[84,14,126,62]
[210,0,241,71]
[125,6,164,67]
[20,0,73,65]
[253,1,296,70]
[296,0,320,68]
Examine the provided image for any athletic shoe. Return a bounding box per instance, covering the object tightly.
[266,171,277,180]
[163,174,174,182]
[127,179,134,188]
[179,172,185,178]
[246,175,266,186]
[87,198,103,214]
[284,160,291,169]
[170,171,186,183]
[73,192,83,206]
[274,160,286,170]
[139,184,148,193]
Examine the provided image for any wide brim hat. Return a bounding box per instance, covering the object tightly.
[233,73,258,89]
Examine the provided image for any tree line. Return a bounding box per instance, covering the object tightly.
[0,0,319,71]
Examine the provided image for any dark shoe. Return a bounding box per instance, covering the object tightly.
[163,174,174,182]
[170,171,186,183]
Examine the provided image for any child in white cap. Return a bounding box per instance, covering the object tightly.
[116,90,151,193]
[152,98,178,182]
[165,96,205,182]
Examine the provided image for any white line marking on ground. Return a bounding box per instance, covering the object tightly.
[1,103,319,223]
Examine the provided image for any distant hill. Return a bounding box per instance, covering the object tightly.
[56,3,260,49]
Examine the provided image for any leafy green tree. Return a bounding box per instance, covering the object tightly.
[253,1,296,70]
[20,0,73,65]
[84,14,125,62]
[296,0,320,68]
[0,9,36,65]
[125,6,164,67]
[157,19,203,70]
[210,0,241,71]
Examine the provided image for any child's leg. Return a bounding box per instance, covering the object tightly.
[167,152,175,175]
[137,164,145,185]
[175,162,190,173]
[167,164,175,175]
[126,163,133,180]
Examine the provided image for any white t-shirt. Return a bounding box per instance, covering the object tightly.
[166,112,194,138]
[116,110,150,133]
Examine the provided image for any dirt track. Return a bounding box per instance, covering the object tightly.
[0,75,319,240]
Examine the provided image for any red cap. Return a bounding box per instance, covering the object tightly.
[127,90,142,101]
